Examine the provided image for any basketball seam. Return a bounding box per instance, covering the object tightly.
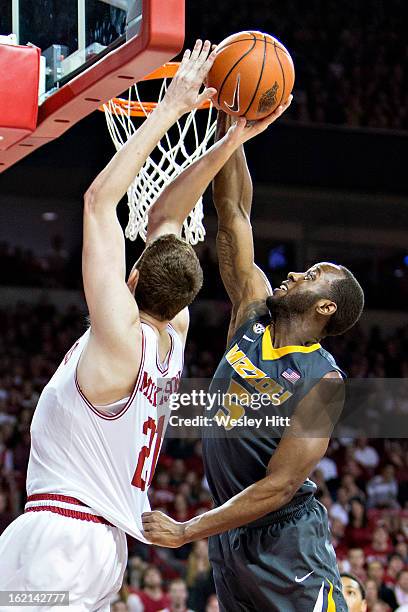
[216,33,258,110]
[217,37,291,57]
[242,33,267,117]
[274,42,286,107]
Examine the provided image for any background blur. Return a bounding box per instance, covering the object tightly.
[0,1,407,611]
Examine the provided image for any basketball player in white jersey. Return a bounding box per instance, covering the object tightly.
[0,40,220,611]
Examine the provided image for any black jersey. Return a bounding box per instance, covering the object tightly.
[202,314,344,521]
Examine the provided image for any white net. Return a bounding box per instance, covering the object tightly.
[103,74,217,244]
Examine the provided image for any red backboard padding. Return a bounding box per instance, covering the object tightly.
[0,44,40,150]
[0,0,185,172]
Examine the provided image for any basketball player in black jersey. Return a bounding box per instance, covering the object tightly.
[143,107,364,611]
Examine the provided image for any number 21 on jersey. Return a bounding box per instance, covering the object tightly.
[132,415,165,491]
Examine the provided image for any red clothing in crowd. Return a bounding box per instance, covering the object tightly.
[364,543,394,565]
[129,589,170,612]
[344,525,372,548]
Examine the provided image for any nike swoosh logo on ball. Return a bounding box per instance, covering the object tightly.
[225,73,241,113]
[295,570,314,583]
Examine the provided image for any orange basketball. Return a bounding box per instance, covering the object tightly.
[207,31,295,121]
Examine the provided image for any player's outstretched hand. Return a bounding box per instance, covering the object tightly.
[225,94,293,145]
[142,510,186,548]
[162,40,217,117]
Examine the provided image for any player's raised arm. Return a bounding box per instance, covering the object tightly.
[143,103,287,339]
[78,41,217,395]
[213,101,292,343]
[141,370,343,546]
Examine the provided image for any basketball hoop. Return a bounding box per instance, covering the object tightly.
[102,62,217,245]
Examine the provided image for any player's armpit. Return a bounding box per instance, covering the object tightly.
[170,307,190,347]
[226,297,270,346]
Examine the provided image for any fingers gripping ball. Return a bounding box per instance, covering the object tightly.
[207,31,295,120]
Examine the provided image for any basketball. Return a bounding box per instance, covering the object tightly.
[207,31,295,120]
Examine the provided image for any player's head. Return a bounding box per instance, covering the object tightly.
[266,262,364,338]
[129,234,203,321]
[168,578,188,606]
[341,574,367,612]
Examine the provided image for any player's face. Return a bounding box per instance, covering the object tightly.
[341,577,367,612]
[269,262,343,314]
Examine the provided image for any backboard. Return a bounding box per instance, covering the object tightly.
[0,0,185,172]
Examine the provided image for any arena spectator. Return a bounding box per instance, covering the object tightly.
[127,567,170,612]
[365,579,386,611]
[112,602,129,612]
[341,473,366,501]
[150,471,175,511]
[340,574,367,612]
[330,487,350,526]
[316,450,338,482]
[0,490,14,534]
[395,571,408,607]
[204,596,219,612]
[367,465,400,509]
[396,542,408,565]
[345,549,367,584]
[371,603,392,612]
[345,498,372,549]
[160,579,195,612]
[367,561,398,610]
[365,528,395,565]
[353,438,380,472]
[384,553,405,587]
[186,541,215,612]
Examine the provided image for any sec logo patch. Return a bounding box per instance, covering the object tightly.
[252,323,266,335]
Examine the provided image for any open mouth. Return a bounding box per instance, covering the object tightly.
[273,283,288,295]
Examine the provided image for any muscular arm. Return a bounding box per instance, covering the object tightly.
[142,370,343,545]
[78,41,216,403]
[145,105,288,340]
[146,132,240,244]
[146,125,245,344]
[213,109,292,344]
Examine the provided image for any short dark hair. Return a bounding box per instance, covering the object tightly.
[324,266,364,336]
[135,234,203,321]
[341,573,366,600]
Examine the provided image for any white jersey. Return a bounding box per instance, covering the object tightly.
[26,322,184,542]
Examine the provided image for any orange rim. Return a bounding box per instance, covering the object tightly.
[101,62,212,117]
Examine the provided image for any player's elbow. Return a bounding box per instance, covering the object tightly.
[84,177,110,215]
[265,476,299,508]
[83,185,99,215]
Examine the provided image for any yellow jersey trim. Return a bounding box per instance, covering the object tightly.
[262,325,321,360]
[326,580,336,611]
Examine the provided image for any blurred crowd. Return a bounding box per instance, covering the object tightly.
[188,0,408,130]
[0,236,80,290]
[0,299,407,611]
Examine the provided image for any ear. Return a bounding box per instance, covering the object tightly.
[315,299,337,317]
[127,267,139,294]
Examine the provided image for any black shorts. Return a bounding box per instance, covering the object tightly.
[208,498,347,612]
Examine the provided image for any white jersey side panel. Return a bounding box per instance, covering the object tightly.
[26,322,183,542]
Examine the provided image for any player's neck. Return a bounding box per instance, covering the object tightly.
[140,311,169,332]
[271,317,320,347]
